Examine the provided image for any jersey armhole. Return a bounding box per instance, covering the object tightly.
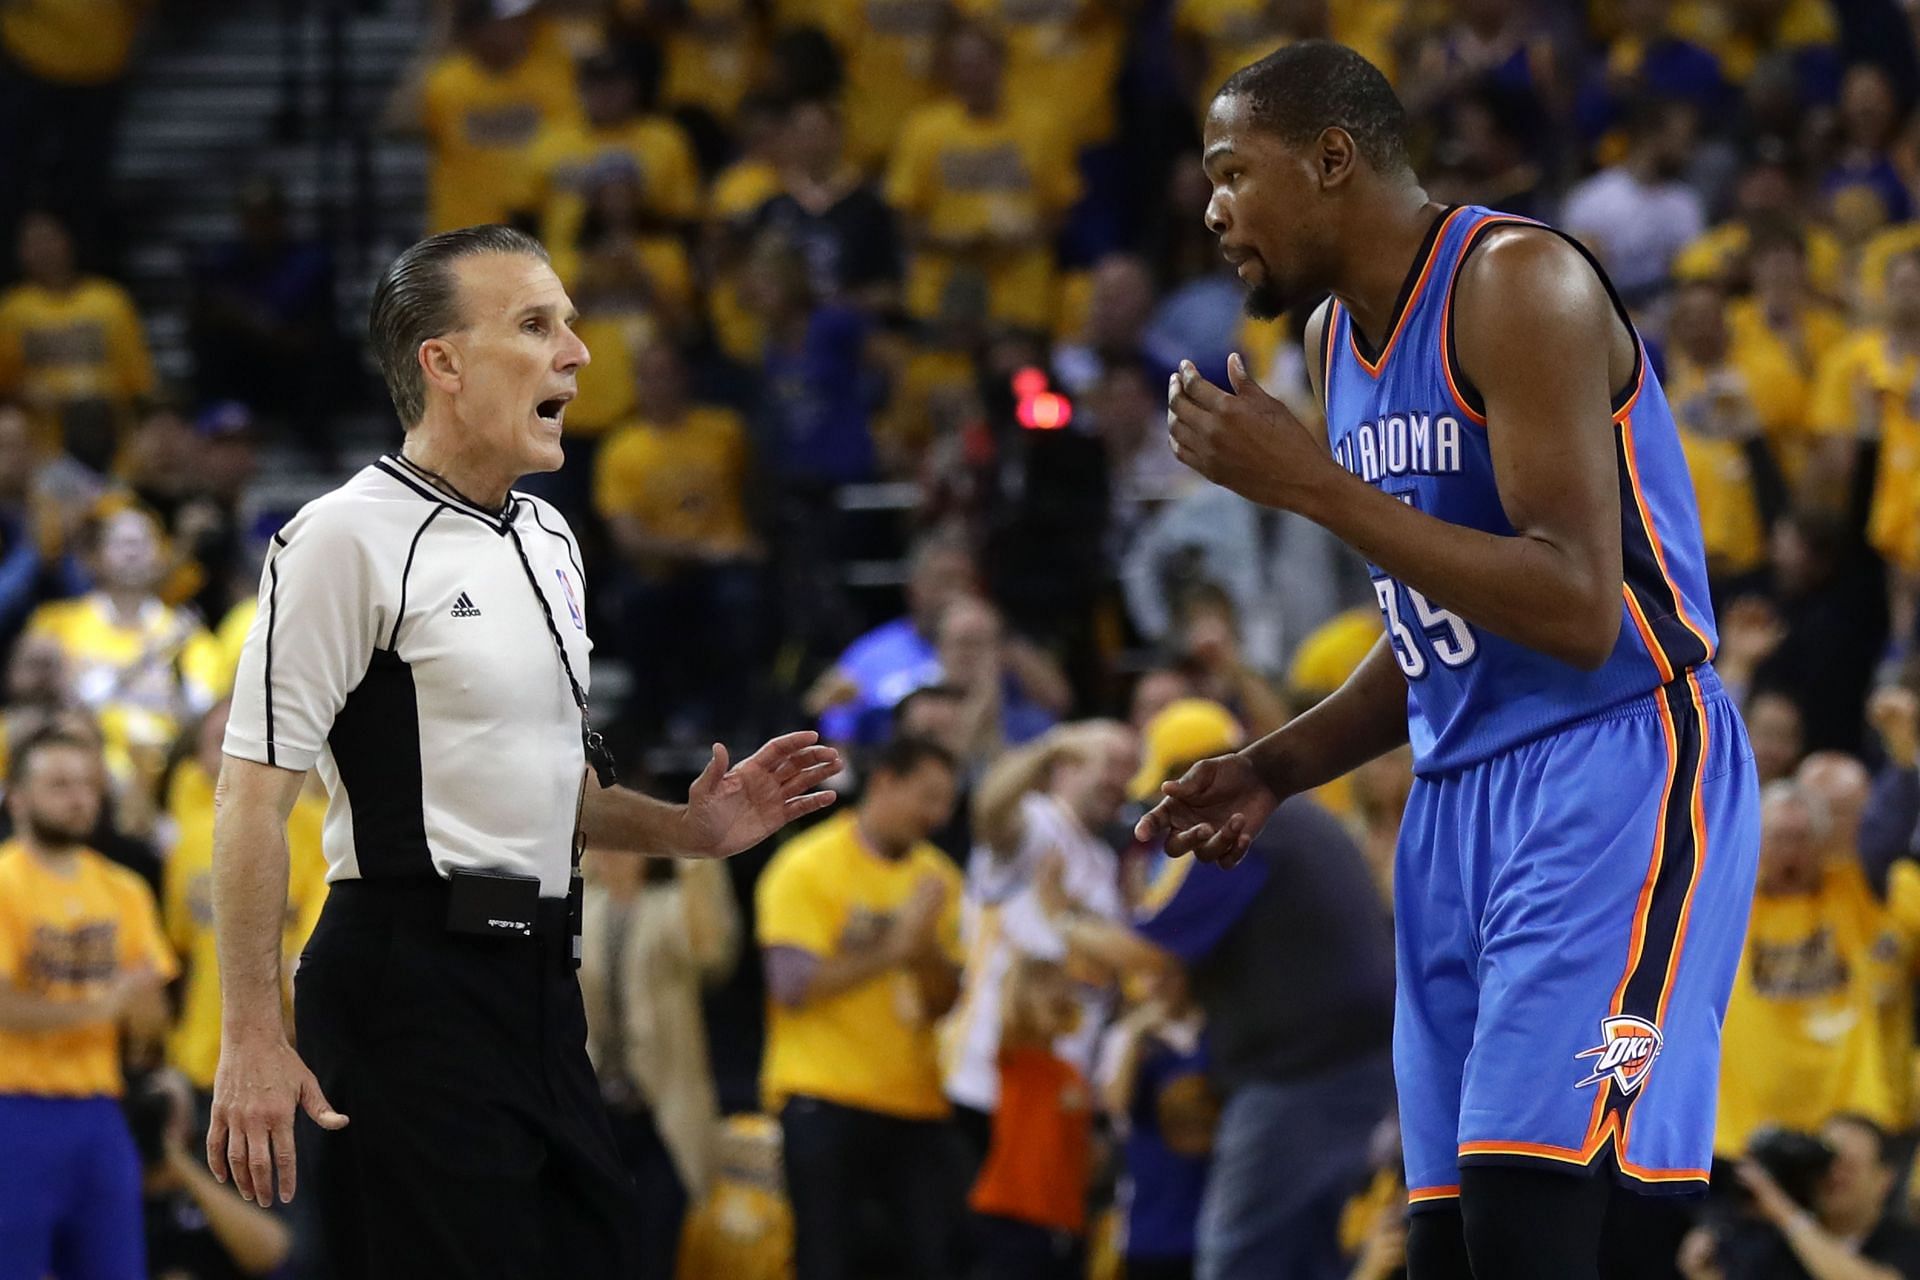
[1442,223,1646,425]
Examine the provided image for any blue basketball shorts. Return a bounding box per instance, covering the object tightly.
[1393,666,1760,1212]
[0,1093,147,1280]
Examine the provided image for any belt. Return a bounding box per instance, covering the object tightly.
[323,878,576,965]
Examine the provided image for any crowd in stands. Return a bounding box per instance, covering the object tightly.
[5,0,1920,1276]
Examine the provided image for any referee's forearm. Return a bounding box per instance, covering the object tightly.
[212,762,302,1040]
[578,780,690,858]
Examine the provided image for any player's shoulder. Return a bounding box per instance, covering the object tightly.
[1453,222,1614,335]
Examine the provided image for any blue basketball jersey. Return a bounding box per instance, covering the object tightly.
[1321,205,1720,775]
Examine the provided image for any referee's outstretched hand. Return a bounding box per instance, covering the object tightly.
[681,731,842,858]
[208,1035,348,1205]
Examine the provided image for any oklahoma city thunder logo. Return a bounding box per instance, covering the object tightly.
[556,569,584,630]
[1574,1016,1663,1094]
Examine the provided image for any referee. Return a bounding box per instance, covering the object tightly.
[205,225,840,1276]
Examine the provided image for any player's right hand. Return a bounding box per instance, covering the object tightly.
[208,1034,348,1205]
[1134,752,1279,869]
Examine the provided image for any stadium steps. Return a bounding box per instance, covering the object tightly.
[112,0,432,477]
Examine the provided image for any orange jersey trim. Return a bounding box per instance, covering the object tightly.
[1349,207,1473,378]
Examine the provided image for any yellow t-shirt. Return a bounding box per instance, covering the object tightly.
[756,811,964,1119]
[0,279,156,447]
[816,0,948,169]
[562,310,666,440]
[660,0,763,124]
[26,593,231,784]
[1811,330,1920,572]
[955,0,1128,149]
[1715,859,1920,1153]
[593,407,754,550]
[1672,222,1847,299]
[163,763,328,1091]
[886,100,1080,331]
[0,842,177,1097]
[1,0,143,85]
[420,23,582,233]
[1855,224,1920,312]
[709,159,782,225]
[215,597,256,682]
[526,116,704,251]
[1665,350,1795,578]
[1724,299,1845,484]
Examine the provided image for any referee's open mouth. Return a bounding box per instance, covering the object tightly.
[534,393,572,432]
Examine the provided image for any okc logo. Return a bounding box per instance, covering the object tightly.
[556,569,584,630]
[1574,1016,1663,1094]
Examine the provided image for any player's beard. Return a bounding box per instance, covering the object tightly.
[26,810,93,850]
[1243,278,1289,322]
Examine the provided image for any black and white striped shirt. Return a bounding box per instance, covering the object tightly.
[224,453,595,896]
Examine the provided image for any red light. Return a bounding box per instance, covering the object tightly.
[1019,391,1072,430]
[1012,366,1048,400]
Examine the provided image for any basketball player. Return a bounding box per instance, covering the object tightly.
[1139,42,1761,1279]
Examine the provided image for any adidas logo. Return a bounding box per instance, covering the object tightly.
[450,591,482,618]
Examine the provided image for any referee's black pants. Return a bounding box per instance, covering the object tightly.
[294,881,642,1278]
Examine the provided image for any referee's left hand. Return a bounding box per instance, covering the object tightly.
[681,731,841,858]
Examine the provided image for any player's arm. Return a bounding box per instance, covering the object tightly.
[1333,232,1622,667]
[1171,236,1623,670]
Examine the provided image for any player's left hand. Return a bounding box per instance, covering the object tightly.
[1166,354,1336,510]
[680,731,842,858]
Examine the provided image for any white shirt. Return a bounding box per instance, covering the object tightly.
[224,454,594,897]
[1561,167,1705,298]
[941,791,1123,1111]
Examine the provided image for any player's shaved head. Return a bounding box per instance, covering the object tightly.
[1214,40,1410,177]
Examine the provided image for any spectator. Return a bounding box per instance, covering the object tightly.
[756,735,968,1280]
[1674,158,1845,299]
[1054,255,1165,398]
[655,0,761,130]
[187,178,344,461]
[1715,781,1920,1155]
[131,1066,294,1278]
[893,683,980,859]
[1859,686,1919,888]
[1399,0,1560,125]
[914,594,1068,762]
[1045,699,1396,1280]
[1811,248,1920,662]
[968,953,1098,1279]
[752,97,902,311]
[1099,971,1214,1280]
[1664,278,1787,597]
[1750,688,1810,786]
[1131,667,1199,733]
[1728,226,1848,493]
[742,230,878,488]
[1562,98,1708,304]
[0,729,176,1280]
[525,48,702,253]
[947,721,1139,1148]
[415,0,581,233]
[0,210,155,471]
[1579,0,1729,145]
[178,401,260,626]
[1681,1113,1920,1280]
[1754,509,1889,755]
[160,700,328,1113]
[1090,362,1190,557]
[1171,582,1289,737]
[0,0,146,262]
[1349,745,1413,902]
[885,22,1080,333]
[805,528,979,744]
[595,338,764,739]
[579,846,741,1279]
[23,507,228,802]
[0,404,52,657]
[1822,64,1912,233]
[708,92,787,230]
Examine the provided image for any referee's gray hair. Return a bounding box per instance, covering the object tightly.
[368,225,551,430]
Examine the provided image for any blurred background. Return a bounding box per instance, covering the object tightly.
[4,0,1920,1276]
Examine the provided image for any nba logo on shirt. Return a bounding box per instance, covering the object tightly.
[556,569,584,630]
[1574,1016,1663,1094]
